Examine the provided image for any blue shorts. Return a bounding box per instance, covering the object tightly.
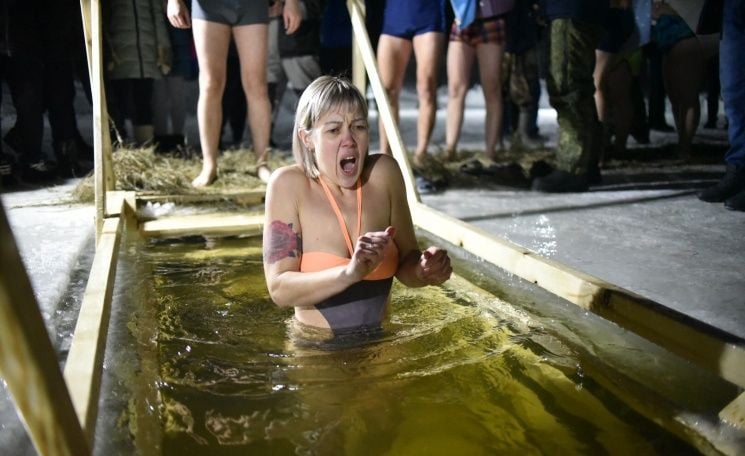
[192,0,269,26]
[381,0,447,39]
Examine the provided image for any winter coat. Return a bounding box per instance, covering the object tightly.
[103,0,171,79]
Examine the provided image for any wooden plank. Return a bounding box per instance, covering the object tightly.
[412,203,605,307]
[720,392,745,431]
[85,0,115,240]
[63,216,122,442]
[138,189,266,206]
[0,202,90,455]
[346,0,420,207]
[140,213,264,237]
[105,191,136,217]
[412,202,745,390]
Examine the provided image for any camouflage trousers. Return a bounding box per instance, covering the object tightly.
[503,46,539,110]
[547,18,603,174]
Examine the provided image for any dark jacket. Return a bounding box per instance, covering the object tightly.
[505,1,541,54]
[541,0,609,24]
[279,0,325,58]
[103,0,171,79]
[0,0,42,58]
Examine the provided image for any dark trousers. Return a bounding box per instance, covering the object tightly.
[0,54,44,165]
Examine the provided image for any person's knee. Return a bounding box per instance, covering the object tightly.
[416,77,437,104]
[199,73,227,96]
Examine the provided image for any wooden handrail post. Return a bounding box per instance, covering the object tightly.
[345,0,420,206]
[350,1,366,95]
[80,0,115,241]
[0,201,90,456]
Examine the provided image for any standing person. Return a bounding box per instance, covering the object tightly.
[0,0,55,183]
[502,0,544,151]
[698,0,745,211]
[444,0,514,163]
[531,0,610,193]
[152,16,199,153]
[277,0,324,107]
[376,0,447,168]
[104,0,171,147]
[263,76,452,334]
[166,0,302,187]
[651,1,720,159]
[593,2,636,165]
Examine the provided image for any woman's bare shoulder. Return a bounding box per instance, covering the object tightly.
[269,164,308,187]
[365,153,403,179]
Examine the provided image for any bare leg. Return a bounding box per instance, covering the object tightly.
[445,41,475,160]
[233,23,272,181]
[476,41,505,161]
[664,37,706,158]
[412,32,445,165]
[376,34,412,155]
[192,19,231,187]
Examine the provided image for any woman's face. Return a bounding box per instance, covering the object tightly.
[306,106,369,188]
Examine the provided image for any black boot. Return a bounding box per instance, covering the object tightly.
[154,134,185,154]
[698,163,745,203]
[54,139,94,178]
[531,170,589,193]
[725,189,745,212]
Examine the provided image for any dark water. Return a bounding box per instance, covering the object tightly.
[104,234,696,455]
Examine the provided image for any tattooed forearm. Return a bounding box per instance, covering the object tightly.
[264,220,302,263]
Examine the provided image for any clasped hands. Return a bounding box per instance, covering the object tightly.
[347,226,452,285]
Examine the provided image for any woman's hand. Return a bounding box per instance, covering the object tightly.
[167,0,191,29]
[345,227,395,281]
[415,247,452,285]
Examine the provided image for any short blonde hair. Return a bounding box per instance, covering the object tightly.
[292,76,368,178]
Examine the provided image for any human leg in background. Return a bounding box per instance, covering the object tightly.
[130,78,156,146]
[444,40,475,161]
[509,48,541,150]
[2,53,54,182]
[662,36,706,159]
[644,43,673,131]
[191,19,232,187]
[699,0,745,210]
[533,18,601,192]
[233,22,272,181]
[411,31,444,166]
[376,34,412,156]
[476,40,506,161]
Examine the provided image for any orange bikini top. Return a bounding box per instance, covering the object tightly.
[299,178,399,280]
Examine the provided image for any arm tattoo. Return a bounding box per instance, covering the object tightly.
[264,220,302,264]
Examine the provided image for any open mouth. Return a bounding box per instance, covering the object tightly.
[340,155,357,175]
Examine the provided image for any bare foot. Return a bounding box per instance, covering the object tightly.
[441,146,457,162]
[191,167,217,188]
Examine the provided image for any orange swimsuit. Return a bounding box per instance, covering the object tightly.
[300,178,399,333]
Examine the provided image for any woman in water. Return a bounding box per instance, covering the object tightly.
[262,76,452,335]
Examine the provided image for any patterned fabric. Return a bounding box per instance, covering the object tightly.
[503,47,539,108]
[449,16,507,47]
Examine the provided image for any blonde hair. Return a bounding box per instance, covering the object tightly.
[292,76,368,178]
